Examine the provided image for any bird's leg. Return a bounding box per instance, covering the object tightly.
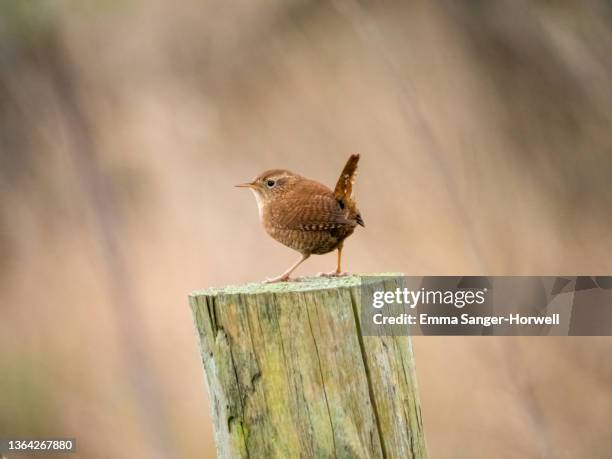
[337,245,343,274]
[317,245,348,277]
[265,253,310,283]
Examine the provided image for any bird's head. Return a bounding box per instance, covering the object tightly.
[235,169,302,213]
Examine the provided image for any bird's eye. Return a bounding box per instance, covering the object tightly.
[266,179,276,188]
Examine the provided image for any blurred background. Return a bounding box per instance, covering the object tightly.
[1,0,612,457]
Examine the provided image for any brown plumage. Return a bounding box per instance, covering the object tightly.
[236,154,364,282]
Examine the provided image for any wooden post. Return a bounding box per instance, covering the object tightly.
[190,275,427,459]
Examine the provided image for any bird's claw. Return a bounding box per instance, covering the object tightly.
[264,275,303,284]
[264,276,289,284]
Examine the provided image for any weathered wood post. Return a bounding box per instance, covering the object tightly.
[190,275,427,459]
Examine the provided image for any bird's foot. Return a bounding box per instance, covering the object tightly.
[317,270,348,278]
[264,274,296,284]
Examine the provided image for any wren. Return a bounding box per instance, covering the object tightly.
[236,154,365,283]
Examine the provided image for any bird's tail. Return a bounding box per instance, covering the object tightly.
[334,154,364,226]
[334,154,359,201]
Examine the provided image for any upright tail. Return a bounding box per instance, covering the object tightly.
[334,154,364,227]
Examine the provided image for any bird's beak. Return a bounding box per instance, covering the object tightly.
[235,182,254,188]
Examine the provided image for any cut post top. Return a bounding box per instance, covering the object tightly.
[189,273,404,298]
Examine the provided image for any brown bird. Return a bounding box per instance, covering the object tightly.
[236,154,364,283]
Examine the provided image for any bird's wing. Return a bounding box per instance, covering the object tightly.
[269,180,351,231]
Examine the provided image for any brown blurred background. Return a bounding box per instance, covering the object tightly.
[1,0,612,458]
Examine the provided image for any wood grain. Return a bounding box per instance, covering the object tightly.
[190,276,427,459]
